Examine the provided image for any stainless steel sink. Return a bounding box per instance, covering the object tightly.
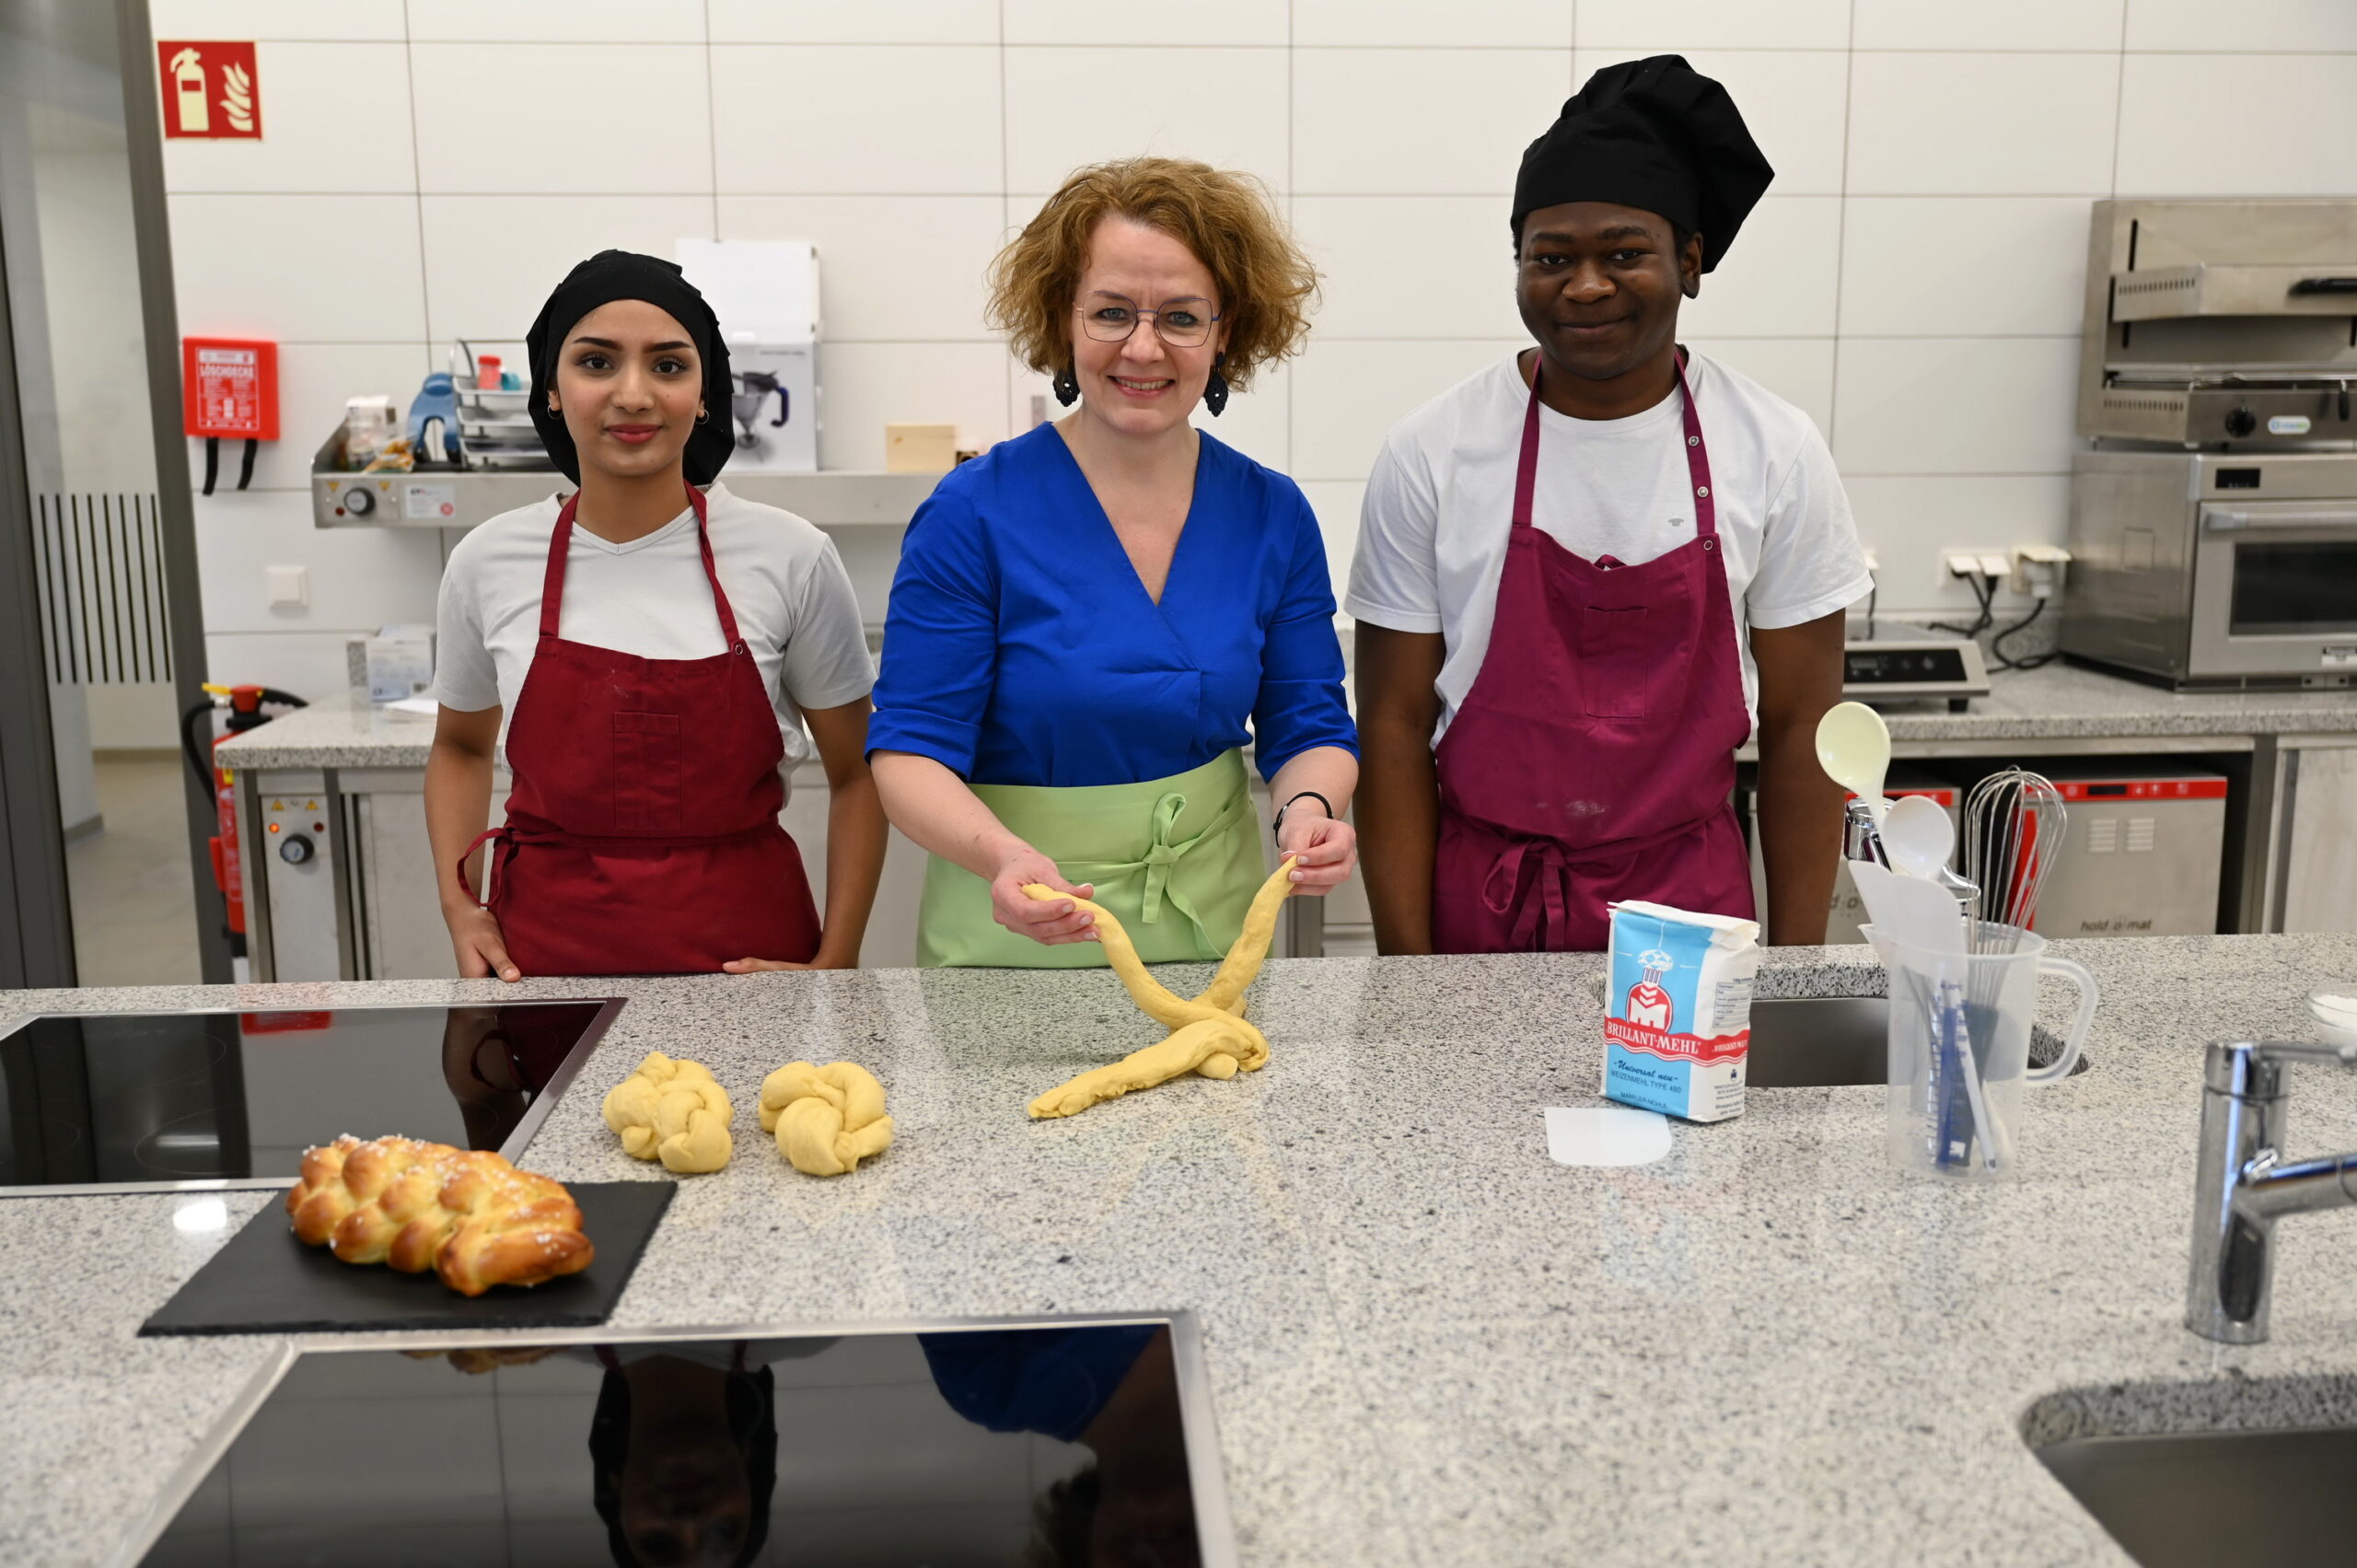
[2035,1428,2357,1567]
[1747,996,1888,1086]
[1745,996,2085,1087]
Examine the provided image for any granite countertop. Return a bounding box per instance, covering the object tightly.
[7,935,2357,1565]
[219,659,2357,772]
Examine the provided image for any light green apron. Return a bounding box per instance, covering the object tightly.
[917,749,1263,968]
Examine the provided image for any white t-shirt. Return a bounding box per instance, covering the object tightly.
[434,482,875,774]
[1346,351,1872,739]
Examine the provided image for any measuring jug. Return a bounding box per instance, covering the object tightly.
[1860,923,2098,1180]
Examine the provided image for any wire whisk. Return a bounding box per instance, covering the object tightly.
[1962,769,2066,956]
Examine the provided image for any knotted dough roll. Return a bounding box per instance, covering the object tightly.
[1020,857,1295,1119]
[601,1051,734,1173]
[284,1135,594,1297]
[759,1061,894,1177]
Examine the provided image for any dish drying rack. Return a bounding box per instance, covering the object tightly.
[449,342,548,471]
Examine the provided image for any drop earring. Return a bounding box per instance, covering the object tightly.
[1051,366,1080,407]
[1203,353,1230,418]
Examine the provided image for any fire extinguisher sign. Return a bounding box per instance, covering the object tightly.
[157,41,261,140]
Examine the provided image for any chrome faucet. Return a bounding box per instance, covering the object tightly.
[2186,1038,2357,1343]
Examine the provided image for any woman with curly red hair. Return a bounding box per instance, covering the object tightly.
[867,157,1358,967]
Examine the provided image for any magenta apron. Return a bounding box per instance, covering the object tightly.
[1431,351,1755,954]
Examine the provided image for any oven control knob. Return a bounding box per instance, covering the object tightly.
[343,485,375,517]
[2223,405,2258,438]
[278,832,315,865]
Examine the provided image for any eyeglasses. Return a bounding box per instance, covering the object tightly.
[1075,292,1220,349]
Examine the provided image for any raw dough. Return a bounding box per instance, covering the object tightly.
[1020,857,1295,1119]
[760,1060,894,1177]
[601,1051,734,1174]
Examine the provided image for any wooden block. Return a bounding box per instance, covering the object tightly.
[885,423,958,473]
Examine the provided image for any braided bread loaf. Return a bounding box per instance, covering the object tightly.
[759,1061,893,1177]
[284,1135,595,1297]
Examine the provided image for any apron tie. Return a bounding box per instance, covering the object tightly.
[1478,810,1733,953]
[1481,837,1571,952]
[1062,785,1249,960]
[457,826,519,909]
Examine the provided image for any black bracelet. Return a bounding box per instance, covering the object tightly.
[1272,790,1332,841]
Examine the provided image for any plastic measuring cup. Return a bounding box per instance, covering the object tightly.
[1861,922,2097,1180]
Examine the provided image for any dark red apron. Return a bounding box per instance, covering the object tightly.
[459,482,820,975]
[1431,351,1754,953]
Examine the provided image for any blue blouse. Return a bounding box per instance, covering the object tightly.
[867,424,1356,788]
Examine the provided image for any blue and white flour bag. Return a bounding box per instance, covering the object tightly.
[1601,900,1761,1123]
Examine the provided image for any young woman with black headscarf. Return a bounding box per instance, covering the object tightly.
[425,250,883,979]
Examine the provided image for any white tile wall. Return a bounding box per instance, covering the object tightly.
[410,43,714,195]
[708,0,999,45]
[1832,337,2084,476]
[1292,49,1573,195]
[1852,0,2125,51]
[1837,198,2092,338]
[2115,54,2357,196]
[712,46,1003,195]
[160,1,2357,691]
[168,194,428,343]
[1844,52,2120,196]
[403,0,707,43]
[2122,0,2357,52]
[148,1,406,40]
[1295,0,1573,49]
[420,195,717,344]
[1577,0,1852,51]
[1004,47,1291,194]
[1003,0,1289,47]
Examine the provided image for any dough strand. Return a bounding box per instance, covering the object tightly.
[1020,857,1295,1119]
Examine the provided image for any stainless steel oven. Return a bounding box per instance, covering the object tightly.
[2066,450,2357,689]
[2063,199,2357,689]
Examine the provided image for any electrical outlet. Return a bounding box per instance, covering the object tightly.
[1943,551,1986,580]
[264,564,308,609]
[2009,544,2072,597]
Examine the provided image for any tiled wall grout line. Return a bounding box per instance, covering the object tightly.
[1824,0,1857,456]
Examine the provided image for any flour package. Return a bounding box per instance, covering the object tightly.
[1601,900,1761,1123]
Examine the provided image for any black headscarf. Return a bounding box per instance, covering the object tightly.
[1511,55,1774,273]
[526,249,736,484]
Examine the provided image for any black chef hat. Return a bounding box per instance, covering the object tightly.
[1511,54,1774,273]
[526,249,736,485]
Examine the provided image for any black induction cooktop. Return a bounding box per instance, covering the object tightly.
[124,1317,1232,1568]
[0,1000,621,1194]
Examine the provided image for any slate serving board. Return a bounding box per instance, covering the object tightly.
[140,1180,673,1336]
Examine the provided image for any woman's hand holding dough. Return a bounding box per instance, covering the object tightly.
[1020,858,1295,1119]
[760,1060,894,1177]
[992,848,1095,946]
[600,1051,734,1174]
[1275,808,1356,897]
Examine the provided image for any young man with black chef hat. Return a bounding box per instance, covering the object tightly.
[1349,55,1869,954]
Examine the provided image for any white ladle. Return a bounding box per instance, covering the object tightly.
[1816,701,1893,824]
[1882,794,1955,882]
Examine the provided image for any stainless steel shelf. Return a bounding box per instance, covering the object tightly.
[314,462,942,530]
